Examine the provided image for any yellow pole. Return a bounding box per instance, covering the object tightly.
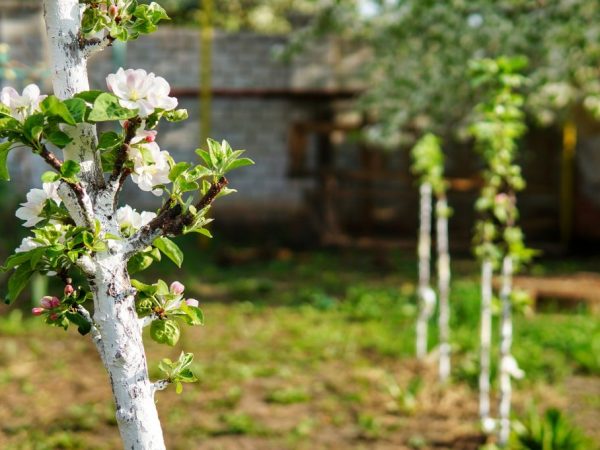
[199,0,213,147]
[560,120,577,249]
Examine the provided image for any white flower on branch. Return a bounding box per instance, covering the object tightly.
[106,68,177,118]
[15,182,62,227]
[128,141,171,195]
[116,205,157,235]
[15,236,42,253]
[0,84,46,121]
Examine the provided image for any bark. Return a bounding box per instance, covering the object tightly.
[416,182,433,359]
[435,196,451,382]
[479,259,493,422]
[43,1,167,448]
[498,256,514,447]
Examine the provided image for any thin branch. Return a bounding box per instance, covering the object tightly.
[80,33,115,58]
[38,144,95,227]
[124,177,228,256]
[151,380,170,398]
[139,315,155,329]
[108,118,141,206]
[75,304,104,359]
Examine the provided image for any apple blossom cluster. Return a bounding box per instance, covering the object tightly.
[107,68,177,118]
[108,69,176,195]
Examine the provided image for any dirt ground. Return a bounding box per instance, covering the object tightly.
[0,310,598,450]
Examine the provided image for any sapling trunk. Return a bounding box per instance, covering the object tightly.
[436,195,451,382]
[43,1,166,447]
[416,182,433,359]
[479,258,493,422]
[498,255,514,446]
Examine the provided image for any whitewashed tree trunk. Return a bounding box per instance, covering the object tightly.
[416,182,433,359]
[43,1,166,448]
[436,196,451,382]
[498,256,514,446]
[479,258,493,422]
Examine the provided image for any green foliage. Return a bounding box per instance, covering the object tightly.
[158,352,198,394]
[81,1,170,42]
[512,408,589,450]
[132,278,204,347]
[469,56,535,267]
[410,133,448,196]
[2,223,107,304]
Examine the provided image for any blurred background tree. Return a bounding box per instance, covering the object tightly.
[141,0,319,33]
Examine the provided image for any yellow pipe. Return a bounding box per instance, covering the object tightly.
[560,120,577,248]
[199,0,213,146]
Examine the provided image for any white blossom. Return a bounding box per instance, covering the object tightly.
[128,141,171,195]
[0,84,46,121]
[116,205,157,234]
[15,236,42,253]
[15,182,62,227]
[106,68,177,118]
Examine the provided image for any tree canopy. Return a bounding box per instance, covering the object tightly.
[299,0,600,146]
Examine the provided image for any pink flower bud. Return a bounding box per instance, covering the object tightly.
[145,135,155,143]
[41,296,60,309]
[170,281,185,295]
[495,193,508,204]
[64,284,75,296]
[108,5,119,19]
[32,307,45,316]
[186,299,199,307]
[49,313,59,321]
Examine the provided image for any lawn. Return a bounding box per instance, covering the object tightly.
[0,245,598,449]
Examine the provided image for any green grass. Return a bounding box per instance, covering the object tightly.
[0,247,598,449]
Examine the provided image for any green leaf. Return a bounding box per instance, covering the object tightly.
[128,253,154,274]
[88,93,137,122]
[64,98,87,123]
[41,96,76,125]
[46,130,73,148]
[164,109,188,122]
[98,131,122,150]
[61,160,81,179]
[65,311,92,335]
[153,237,183,268]
[41,171,61,183]
[169,161,191,182]
[226,157,255,172]
[0,141,12,181]
[180,303,204,326]
[75,90,103,104]
[150,319,180,346]
[6,264,33,304]
[23,114,45,142]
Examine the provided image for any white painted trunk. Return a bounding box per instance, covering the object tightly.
[43,1,167,448]
[479,258,493,422]
[92,252,166,449]
[436,196,451,382]
[498,256,514,446]
[43,0,103,189]
[416,182,433,359]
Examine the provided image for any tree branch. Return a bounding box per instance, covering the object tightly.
[39,145,95,227]
[107,118,141,206]
[75,304,104,359]
[151,380,170,398]
[80,32,115,59]
[124,177,228,256]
